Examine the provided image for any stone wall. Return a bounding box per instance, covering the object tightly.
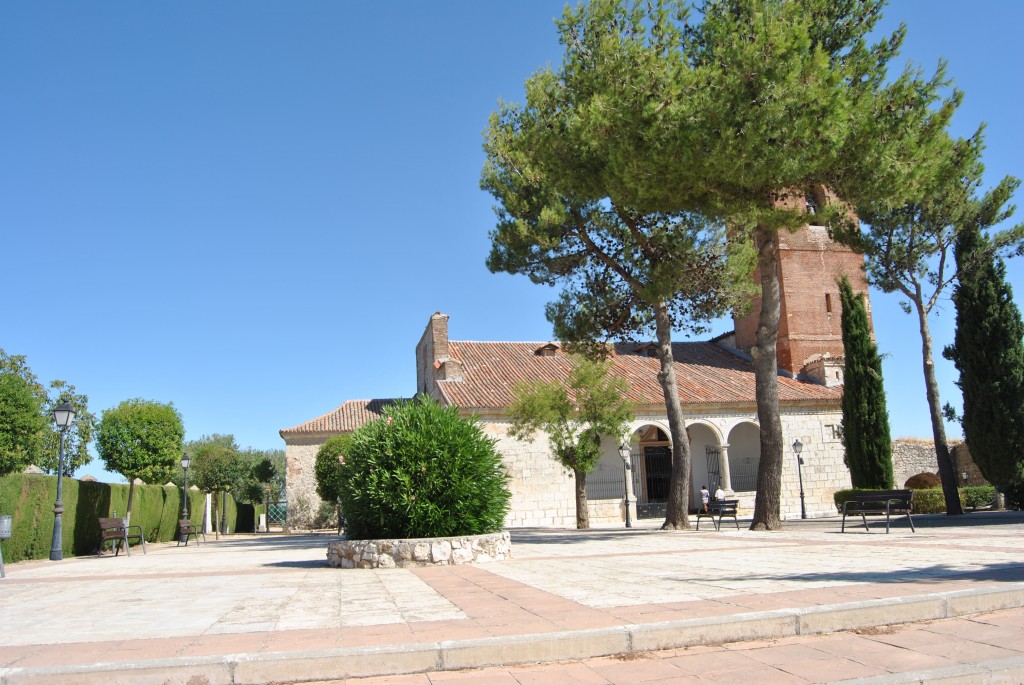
[779,408,850,518]
[327,531,512,569]
[285,408,853,528]
[484,420,579,528]
[890,440,986,488]
[284,435,328,529]
[891,440,940,488]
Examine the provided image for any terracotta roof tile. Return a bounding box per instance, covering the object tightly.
[436,341,841,409]
[279,398,403,436]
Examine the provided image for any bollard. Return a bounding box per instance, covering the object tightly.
[0,514,12,578]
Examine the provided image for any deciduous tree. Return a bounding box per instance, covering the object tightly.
[96,399,184,522]
[847,130,1022,515]
[507,356,633,529]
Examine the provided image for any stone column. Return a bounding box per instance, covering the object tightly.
[624,452,638,524]
[718,444,733,493]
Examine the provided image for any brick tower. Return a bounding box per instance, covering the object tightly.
[732,220,871,386]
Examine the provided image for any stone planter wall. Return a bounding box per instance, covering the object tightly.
[327,531,512,569]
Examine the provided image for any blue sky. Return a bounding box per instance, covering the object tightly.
[2,2,1021,483]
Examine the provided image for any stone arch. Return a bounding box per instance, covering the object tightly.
[625,422,672,518]
[686,422,722,508]
[727,422,761,492]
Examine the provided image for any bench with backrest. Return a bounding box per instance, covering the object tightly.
[841,489,915,533]
[177,518,205,546]
[696,499,739,531]
[98,517,146,556]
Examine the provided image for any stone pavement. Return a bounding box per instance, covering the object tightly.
[0,512,1022,685]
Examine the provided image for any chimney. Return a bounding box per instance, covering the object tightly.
[416,312,450,397]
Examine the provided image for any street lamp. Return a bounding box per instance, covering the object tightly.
[618,442,633,529]
[49,402,75,561]
[793,438,806,520]
[180,453,191,520]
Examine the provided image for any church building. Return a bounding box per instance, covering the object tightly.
[281,223,870,528]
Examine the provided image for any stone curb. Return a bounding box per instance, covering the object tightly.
[3,584,1022,685]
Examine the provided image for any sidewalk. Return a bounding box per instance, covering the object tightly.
[0,513,1022,684]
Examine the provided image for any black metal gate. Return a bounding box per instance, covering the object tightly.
[636,445,672,518]
[706,445,722,493]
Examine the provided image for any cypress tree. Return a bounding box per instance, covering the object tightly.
[944,225,1024,491]
[839,276,894,489]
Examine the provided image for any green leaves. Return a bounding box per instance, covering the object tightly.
[507,355,632,475]
[0,348,96,477]
[338,396,511,540]
[96,399,184,487]
[839,276,893,489]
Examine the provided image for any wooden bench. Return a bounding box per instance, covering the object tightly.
[98,517,146,556]
[177,518,205,546]
[696,499,739,531]
[841,489,915,533]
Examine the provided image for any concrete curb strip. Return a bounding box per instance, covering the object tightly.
[4,584,1023,685]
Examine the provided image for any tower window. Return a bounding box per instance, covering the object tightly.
[825,293,833,313]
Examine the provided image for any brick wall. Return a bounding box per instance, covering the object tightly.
[734,224,871,374]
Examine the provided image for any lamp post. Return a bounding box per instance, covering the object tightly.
[793,439,806,520]
[49,402,75,561]
[180,453,191,520]
[618,442,633,528]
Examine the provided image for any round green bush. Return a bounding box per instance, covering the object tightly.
[338,396,511,540]
[315,434,350,503]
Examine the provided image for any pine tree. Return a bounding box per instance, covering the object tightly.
[944,225,1024,492]
[838,276,893,489]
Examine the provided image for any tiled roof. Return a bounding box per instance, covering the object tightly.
[279,398,403,436]
[436,341,842,409]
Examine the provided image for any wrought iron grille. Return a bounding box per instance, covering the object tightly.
[267,502,287,526]
[730,455,759,491]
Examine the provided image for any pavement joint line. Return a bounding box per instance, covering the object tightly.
[827,655,1024,685]
[3,584,1023,685]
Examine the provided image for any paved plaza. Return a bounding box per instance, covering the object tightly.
[0,513,1022,684]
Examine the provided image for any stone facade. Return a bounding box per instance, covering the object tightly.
[284,435,329,527]
[327,531,512,569]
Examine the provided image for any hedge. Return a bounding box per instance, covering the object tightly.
[0,473,254,564]
[833,486,996,515]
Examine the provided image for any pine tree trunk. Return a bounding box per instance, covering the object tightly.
[574,468,590,529]
[914,301,964,515]
[654,300,692,530]
[750,225,784,531]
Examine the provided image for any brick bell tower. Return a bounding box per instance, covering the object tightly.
[732,195,872,387]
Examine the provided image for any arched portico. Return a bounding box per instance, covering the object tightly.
[686,422,723,508]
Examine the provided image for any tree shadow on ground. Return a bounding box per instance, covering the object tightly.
[687,560,1024,586]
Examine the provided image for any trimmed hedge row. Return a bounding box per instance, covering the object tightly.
[833,486,996,515]
[0,473,253,563]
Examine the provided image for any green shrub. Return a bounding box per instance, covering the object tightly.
[960,485,996,509]
[315,435,350,503]
[1003,481,1024,510]
[910,488,945,513]
[0,473,248,563]
[904,472,941,489]
[339,396,511,539]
